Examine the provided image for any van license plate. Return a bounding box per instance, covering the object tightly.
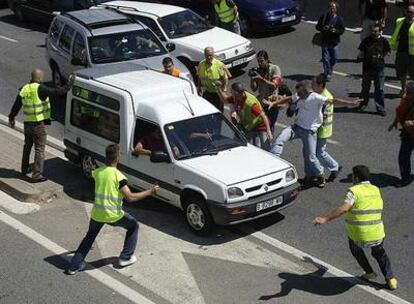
[231,58,247,67]
[282,15,296,23]
[256,196,283,212]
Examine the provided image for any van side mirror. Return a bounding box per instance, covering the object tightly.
[166,42,176,52]
[71,56,87,67]
[150,151,171,163]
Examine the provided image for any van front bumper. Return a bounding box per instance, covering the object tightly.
[206,183,300,226]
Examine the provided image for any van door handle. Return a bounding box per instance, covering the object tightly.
[174,179,181,184]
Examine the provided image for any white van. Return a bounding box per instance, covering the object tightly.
[64,63,299,235]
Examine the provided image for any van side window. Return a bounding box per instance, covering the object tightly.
[49,19,63,42]
[134,16,166,42]
[72,33,86,63]
[133,119,166,154]
[72,86,119,110]
[71,99,120,143]
[59,25,75,53]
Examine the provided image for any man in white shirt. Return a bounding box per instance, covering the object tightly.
[268,80,358,188]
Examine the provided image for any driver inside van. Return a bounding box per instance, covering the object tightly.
[134,127,179,157]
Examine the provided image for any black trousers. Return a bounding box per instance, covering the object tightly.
[348,238,394,280]
[399,132,414,181]
[22,122,47,177]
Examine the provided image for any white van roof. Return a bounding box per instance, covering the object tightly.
[76,63,219,124]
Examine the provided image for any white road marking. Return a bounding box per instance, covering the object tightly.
[249,230,412,304]
[0,191,39,214]
[0,35,18,43]
[302,20,362,33]
[0,208,157,304]
[332,71,402,91]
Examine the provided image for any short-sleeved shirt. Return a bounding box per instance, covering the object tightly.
[257,63,281,102]
[226,95,267,131]
[138,135,165,152]
[359,36,390,72]
[294,92,327,132]
[360,0,386,21]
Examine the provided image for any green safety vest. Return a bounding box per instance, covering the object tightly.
[198,58,224,93]
[240,92,265,132]
[19,83,50,122]
[91,166,126,223]
[318,88,334,139]
[389,17,414,55]
[343,183,385,242]
[214,0,236,24]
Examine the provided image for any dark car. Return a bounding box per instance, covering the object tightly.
[143,0,301,36]
[7,0,107,24]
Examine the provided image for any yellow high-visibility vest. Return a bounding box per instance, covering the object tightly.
[214,0,236,24]
[389,17,414,55]
[20,83,50,122]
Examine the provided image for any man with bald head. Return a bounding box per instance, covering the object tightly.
[389,5,414,91]
[197,46,229,112]
[8,69,75,182]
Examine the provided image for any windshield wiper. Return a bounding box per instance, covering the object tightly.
[211,143,241,151]
[178,150,218,160]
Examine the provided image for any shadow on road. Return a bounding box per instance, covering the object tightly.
[284,74,314,82]
[251,26,296,39]
[0,13,49,33]
[339,172,400,188]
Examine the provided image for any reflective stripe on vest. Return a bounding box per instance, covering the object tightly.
[343,183,385,242]
[214,0,236,24]
[91,166,126,223]
[198,58,224,93]
[389,18,414,55]
[19,83,50,122]
[318,88,334,139]
[240,92,265,132]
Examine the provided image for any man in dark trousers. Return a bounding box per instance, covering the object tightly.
[359,0,387,41]
[358,24,390,116]
[8,69,74,182]
[67,144,159,274]
[314,165,397,290]
[389,81,414,187]
[316,1,345,80]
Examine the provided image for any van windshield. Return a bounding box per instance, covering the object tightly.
[159,9,211,39]
[164,113,247,160]
[89,29,167,64]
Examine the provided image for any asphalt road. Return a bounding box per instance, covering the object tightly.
[0,5,413,304]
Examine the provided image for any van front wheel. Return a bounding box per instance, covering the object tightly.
[81,155,97,179]
[184,199,214,236]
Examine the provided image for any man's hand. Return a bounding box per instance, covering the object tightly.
[68,73,76,87]
[352,98,363,106]
[231,112,240,124]
[388,121,397,131]
[313,216,329,225]
[404,120,414,128]
[8,119,15,129]
[267,130,273,142]
[150,185,160,196]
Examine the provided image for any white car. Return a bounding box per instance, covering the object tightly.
[97,1,256,74]
[64,63,299,235]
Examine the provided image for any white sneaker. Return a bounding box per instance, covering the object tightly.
[118,255,137,267]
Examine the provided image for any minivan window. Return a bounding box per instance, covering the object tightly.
[49,19,63,42]
[159,9,210,39]
[71,99,120,143]
[133,16,166,41]
[59,25,75,53]
[89,29,167,64]
[72,33,87,64]
[72,86,120,111]
[164,113,246,160]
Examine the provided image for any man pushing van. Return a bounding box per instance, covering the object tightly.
[67,144,159,274]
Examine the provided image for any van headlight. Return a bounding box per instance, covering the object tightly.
[285,169,296,182]
[245,43,253,51]
[228,187,244,198]
[216,53,226,60]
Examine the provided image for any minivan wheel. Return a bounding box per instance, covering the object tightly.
[184,199,214,236]
[52,64,64,87]
[81,155,97,179]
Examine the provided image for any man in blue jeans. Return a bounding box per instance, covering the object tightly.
[66,144,159,275]
[267,80,358,188]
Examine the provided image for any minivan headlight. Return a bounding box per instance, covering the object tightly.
[216,53,226,60]
[245,43,253,51]
[285,169,296,182]
[228,187,244,198]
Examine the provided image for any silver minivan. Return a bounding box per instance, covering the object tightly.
[45,8,191,86]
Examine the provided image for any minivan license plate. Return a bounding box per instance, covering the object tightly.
[256,196,283,212]
[282,15,296,23]
[232,58,247,67]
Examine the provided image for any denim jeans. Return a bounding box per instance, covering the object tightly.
[398,132,414,181]
[22,122,47,177]
[316,138,339,172]
[321,44,338,77]
[69,212,139,270]
[349,239,394,280]
[264,107,279,132]
[247,131,269,151]
[270,125,323,177]
[360,70,385,112]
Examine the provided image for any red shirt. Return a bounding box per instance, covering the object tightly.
[226,94,267,131]
[396,97,414,138]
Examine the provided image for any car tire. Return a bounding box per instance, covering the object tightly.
[239,14,252,37]
[81,154,97,180]
[183,198,214,236]
[52,63,65,87]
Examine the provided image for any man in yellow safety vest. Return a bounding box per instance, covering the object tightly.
[8,69,75,182]
[67,144,159,275]
[213,0,241,35]
[314,165,397,290]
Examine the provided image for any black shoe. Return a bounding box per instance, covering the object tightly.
[395,179,412,188]
[30,175,47,183]
[315,176,326,188]
[377,110,387,117]
[327,165,342,182]
[66,261,86,275]
[357,105,367,112]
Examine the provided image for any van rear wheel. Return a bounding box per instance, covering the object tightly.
[184,199,214,236]
[81,155,97,179]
